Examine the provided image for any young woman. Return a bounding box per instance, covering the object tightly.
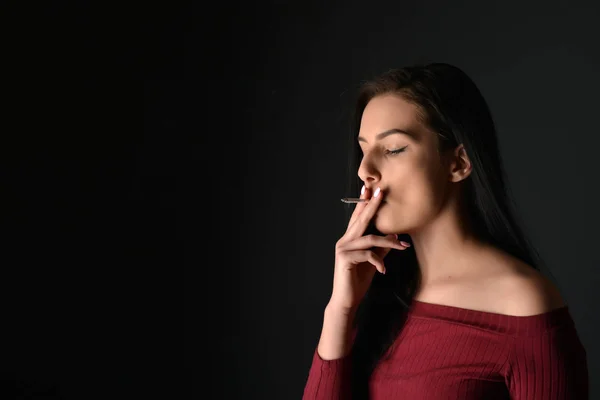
[303,63,588,399]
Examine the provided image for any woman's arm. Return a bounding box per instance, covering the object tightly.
[318,303,357,359]
[504,324,588,399]
[302,303,357,400]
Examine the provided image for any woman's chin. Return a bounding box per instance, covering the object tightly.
[374,205,408,234]
[374,202,389,217]
[374,213,395,233]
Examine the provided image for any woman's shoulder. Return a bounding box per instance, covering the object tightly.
[413,247,566,317]
[493,256,566,317]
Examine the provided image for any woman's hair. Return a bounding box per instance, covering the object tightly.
[345,63,558,398]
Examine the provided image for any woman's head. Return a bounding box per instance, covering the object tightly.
[357,94,470,237]
[352,63,505,244]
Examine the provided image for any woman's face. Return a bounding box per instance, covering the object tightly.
[357,94,456,235]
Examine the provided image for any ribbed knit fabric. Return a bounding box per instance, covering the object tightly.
[303,300,588,399]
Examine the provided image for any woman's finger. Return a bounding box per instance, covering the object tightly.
[340,249,385,275]
[346,184,370,231]
[344,187,385,240]
[337,234,409,252]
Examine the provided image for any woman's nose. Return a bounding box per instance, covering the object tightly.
[358,161,381,185]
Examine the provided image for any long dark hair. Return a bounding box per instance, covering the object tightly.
[345,63,559,398]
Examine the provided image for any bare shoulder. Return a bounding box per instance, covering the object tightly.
[416,246,567,316]
[496,260,566,316]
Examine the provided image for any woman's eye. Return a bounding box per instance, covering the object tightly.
[385,146,408,155]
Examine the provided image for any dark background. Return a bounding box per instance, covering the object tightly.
[3,1,600,399]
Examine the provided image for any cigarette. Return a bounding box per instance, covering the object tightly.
[340,198,368,203]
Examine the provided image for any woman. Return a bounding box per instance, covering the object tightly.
[302,63,588,399]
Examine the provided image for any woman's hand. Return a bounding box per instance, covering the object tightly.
[329,186,411,313]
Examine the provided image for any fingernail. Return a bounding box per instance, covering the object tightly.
[361,185,365,195]
[400,241,411,247]
[374,187,381,197]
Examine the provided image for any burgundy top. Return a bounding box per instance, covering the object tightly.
[303,300,588,399]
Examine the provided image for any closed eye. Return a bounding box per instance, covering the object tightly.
[385,146,408,155]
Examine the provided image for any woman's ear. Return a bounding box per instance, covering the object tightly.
[448,144,472,183]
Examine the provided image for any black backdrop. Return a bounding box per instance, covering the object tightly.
[197,1,600,398]
[3,1,600,399]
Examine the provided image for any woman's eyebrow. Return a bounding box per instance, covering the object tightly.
[358,128,415,143]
